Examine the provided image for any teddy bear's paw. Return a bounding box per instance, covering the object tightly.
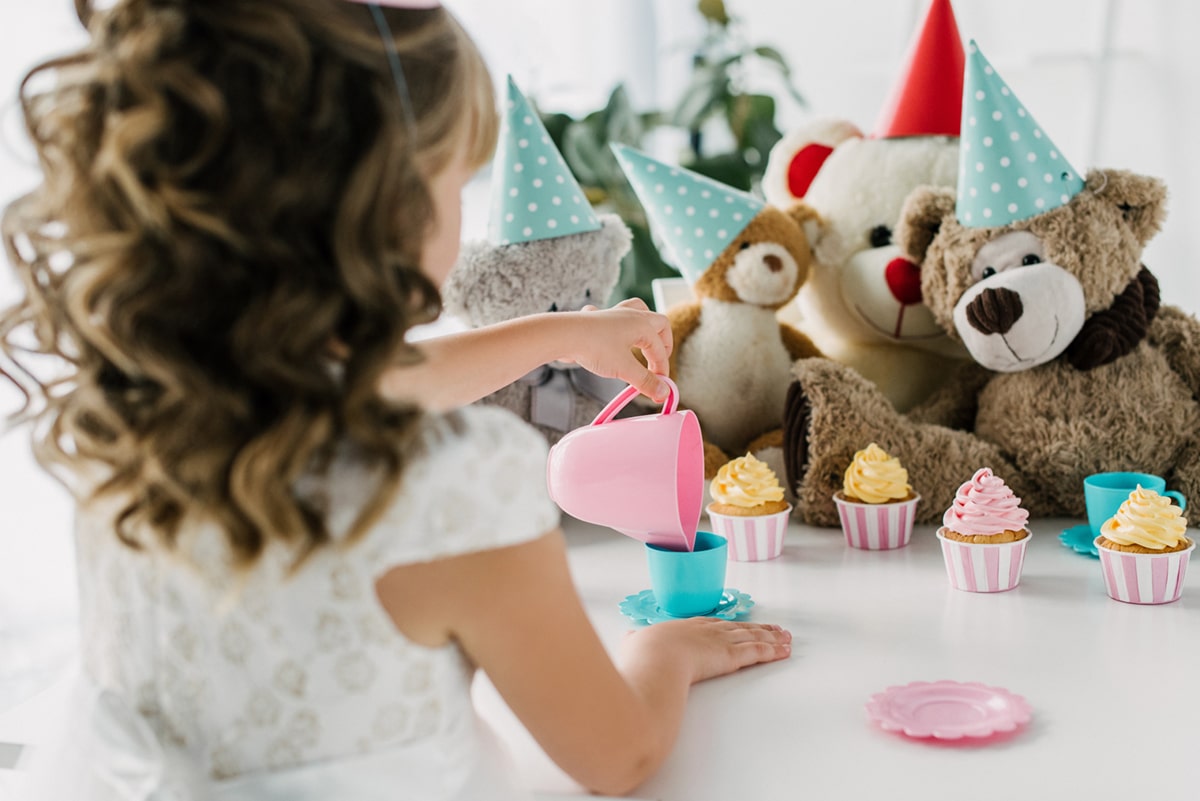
[784,358,906,527]
[781,371,841,526]
[782,380,813,499]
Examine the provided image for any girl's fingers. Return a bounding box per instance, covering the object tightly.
[721,625,792,645]
[736,639,792,665]
[626,363,669,402]
[659,322,673,359]
[639,337,670,379]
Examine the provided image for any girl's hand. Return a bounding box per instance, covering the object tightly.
[619,618,792,685]
[565,298,673,402]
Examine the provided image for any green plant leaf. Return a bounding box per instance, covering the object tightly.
[697,0,730,27]
[728,93,780,154]
[683,152,752,191]
[743,121,783,168]
[671,64,730,131]
[616,224,681,307]
[539,111,574,153]
[601,85,644,147]
[752,45,807,106]
[561,119,606,188]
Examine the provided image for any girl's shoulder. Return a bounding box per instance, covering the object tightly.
[415,404,547,459]
[338,406,561,571]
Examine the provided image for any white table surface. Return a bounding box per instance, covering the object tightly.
[5,514,1195,800]
[474,513,1200,801]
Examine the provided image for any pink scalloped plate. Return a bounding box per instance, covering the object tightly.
[865,680,1032,740]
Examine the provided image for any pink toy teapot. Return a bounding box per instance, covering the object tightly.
[546,377,703,551]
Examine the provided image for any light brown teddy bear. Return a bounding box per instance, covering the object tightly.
[782,44,1200,526]
[613,144,822,479]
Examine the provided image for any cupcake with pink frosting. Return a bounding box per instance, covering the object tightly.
[936,468,1032,592]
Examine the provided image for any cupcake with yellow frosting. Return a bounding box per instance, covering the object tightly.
[707,454,791,561]
[1096,486,1195,604]
[833,443,920,550]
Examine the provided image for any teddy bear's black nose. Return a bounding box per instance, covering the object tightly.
[966,287,1024,336]
[764,255,783,273]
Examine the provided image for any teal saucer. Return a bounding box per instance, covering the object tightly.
[1059,524,1099,557]
[619,588,754,625]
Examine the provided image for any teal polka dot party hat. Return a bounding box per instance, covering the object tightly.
[611,144,764,285]
[957,40,1084,228]
[489,76,600,245]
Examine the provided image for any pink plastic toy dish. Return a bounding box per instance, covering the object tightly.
[546,377,703,551]
[865,680,1032,740]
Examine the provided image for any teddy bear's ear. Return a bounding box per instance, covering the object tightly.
[762,118,861,207]
[595,214,634,264]
[784,202,824,248]
[440,239,490,322]
[896,186,956,263]
[1088,169,1168,247]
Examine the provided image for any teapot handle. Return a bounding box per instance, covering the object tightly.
[590,376,679,426]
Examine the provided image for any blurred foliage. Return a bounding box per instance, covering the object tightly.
[537,0,805,306]
[540,87,679,304]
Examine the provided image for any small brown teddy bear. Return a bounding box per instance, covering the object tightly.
[613,144,822,478]
[782,44,1200,526]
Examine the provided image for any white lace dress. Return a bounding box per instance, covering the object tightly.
[22,406,560,801]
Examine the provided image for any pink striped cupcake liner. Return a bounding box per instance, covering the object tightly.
[833,493,920,550]
[1095,537,1194,605]
[706,504,791,561]
[936,528,1030,593]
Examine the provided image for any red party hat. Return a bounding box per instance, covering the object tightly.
[872,0,965,139]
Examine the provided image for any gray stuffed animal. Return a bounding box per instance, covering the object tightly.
[443,213,633,444]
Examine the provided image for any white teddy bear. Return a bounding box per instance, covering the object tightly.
[761,0,970,411]
[763,119,966,411]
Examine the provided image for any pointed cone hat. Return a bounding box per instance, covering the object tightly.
[956,41,1085,228]
[872,0,965,138]
[488,76,600,245]
[611,144,764,285]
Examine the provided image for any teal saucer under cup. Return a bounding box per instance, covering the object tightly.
[645,531,727,617]
[1083,472,1186,536]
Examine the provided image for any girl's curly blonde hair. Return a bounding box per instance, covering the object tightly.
[1,0,498,567]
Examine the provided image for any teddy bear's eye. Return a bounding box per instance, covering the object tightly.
[981,266,997,279]
[869,225,892,248]
[738,242,750,251]
[1021,254,1041,266]
[584,289,592,299]
[548,302,558,312]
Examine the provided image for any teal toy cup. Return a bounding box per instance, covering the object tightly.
[1083,472,1186,535]
[645,531,727,617]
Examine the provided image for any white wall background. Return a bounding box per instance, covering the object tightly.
[1,0,1197,712]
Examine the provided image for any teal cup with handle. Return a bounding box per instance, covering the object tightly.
[1084,472,1186,536]
[645,531,727,617]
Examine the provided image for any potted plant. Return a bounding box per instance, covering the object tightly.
[540,0,805,305]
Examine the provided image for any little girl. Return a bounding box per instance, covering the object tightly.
[2,1,791,799]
